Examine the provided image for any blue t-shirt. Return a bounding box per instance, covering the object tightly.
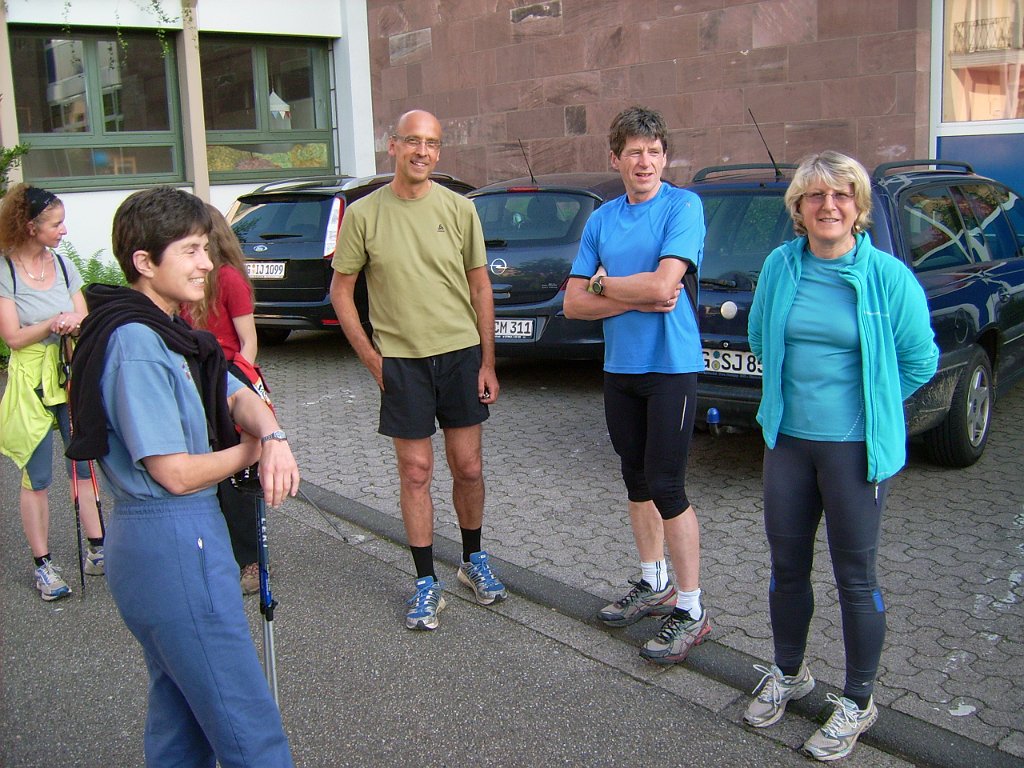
[571,184,705,374]
[779,246,865,441]
[97,323,243,501]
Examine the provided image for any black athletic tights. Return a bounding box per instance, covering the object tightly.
[763,434,890,704]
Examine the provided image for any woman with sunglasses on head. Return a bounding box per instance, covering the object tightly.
[744,151,938,761]
[0,183,104,601]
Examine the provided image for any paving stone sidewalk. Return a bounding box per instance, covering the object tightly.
[265,331,1024,765]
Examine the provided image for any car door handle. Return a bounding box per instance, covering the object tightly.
[492,283,512,299]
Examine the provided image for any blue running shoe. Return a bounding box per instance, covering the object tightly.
[35,559,71,602]
[457,551,508,605]
[406,576,446,630]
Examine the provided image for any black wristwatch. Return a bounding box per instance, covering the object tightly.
[260,430,288,444]
[592,275,605,295]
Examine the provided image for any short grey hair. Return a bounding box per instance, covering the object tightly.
[784,150,873,236]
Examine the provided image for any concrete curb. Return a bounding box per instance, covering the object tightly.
[299,480,1022,768]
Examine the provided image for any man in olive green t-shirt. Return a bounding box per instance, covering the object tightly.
[330,109,507,631]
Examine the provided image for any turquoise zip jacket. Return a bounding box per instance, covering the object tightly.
[748,232,939,482]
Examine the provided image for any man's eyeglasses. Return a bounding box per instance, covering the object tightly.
[393,134,442,151]
[802,190,855,205]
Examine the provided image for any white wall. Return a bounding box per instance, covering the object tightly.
[5,0,374,261]
[195,0,343,37]
[5,0,177,28]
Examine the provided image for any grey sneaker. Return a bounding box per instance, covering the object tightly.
[84,544,105,576]
[598,578,677,626]
[744,663,815,728]
[639,606,711,665]
[457,551,508,605]
[801,693,878,762]
[405,576,446,631]
[35,559,71,601]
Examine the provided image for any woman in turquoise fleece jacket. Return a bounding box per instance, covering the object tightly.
[742,151,938,762]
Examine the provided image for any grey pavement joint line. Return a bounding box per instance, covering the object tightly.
[301,479,1024,768]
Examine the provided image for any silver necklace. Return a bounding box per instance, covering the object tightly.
[17,255,48,281]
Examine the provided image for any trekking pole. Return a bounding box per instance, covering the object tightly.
[236,466,280,706]
[256,487,280,706]
[60,336,86,593]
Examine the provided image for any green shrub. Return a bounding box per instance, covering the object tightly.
[58,241,127,287]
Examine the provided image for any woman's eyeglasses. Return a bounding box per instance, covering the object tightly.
[802,191,855,205]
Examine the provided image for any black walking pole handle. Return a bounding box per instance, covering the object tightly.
[234,465,278,620]
[256,493,276,621]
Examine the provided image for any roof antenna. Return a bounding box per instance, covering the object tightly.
[518,138,537,184]
[748,109,783,181]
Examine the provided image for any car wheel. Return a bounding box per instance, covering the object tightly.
[257,328,291,346]
[923,346,993,468]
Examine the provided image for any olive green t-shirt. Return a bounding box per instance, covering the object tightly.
[333,183,486,358]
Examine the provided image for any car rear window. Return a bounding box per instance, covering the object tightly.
[473,192,597,245]
[231,195,332,244]
[699,192,792,288]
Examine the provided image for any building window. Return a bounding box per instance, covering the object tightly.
[10,28,180,187]
[942,0,1024,122]
[201,36,332,179]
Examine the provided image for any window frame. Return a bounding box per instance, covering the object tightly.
[10,25,184,191]
[201,34,334,183]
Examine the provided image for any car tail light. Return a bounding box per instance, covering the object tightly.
[323,197,345,258]
[506,186,540,193]
[558,276,570,292]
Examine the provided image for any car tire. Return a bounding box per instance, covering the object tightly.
[923,346,993,468]
[257,328,291,346]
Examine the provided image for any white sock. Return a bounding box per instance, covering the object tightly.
[640,559,669,591]
[675,588,702,619]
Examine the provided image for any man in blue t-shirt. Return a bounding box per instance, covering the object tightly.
[564,105,710,666]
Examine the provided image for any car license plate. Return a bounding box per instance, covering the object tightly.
[495,318,534,339]
[703,348,762,377]
[246,261,286,280]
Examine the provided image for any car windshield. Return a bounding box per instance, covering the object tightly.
[231,195,332,244]
[698,191,793,290]
[473,191,598,246]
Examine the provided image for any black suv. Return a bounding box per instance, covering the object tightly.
[690,160,1024,467]
[226,173,476,345]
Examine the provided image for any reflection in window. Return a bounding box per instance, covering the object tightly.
[200,36,332,178]
[943,0,1024,121]
[11,28,177,183]
[266,46,328,131]
[473,193,593,245]
[701,193,791,288]
[902,187,974,270]
[96,39,170,132]
[14,38,89,133]
[962,183,1024,257]
[201,41,256,131]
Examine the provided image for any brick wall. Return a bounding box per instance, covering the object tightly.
[367,0,932,186]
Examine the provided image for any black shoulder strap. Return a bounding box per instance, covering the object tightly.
[55,252,70,288]
[4,254,69,293]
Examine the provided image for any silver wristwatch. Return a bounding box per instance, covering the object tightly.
[260,430,288,444]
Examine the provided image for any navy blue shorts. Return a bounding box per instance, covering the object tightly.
[379,345,489,439]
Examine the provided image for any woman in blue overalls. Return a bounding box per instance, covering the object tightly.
[68,187,299,768]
